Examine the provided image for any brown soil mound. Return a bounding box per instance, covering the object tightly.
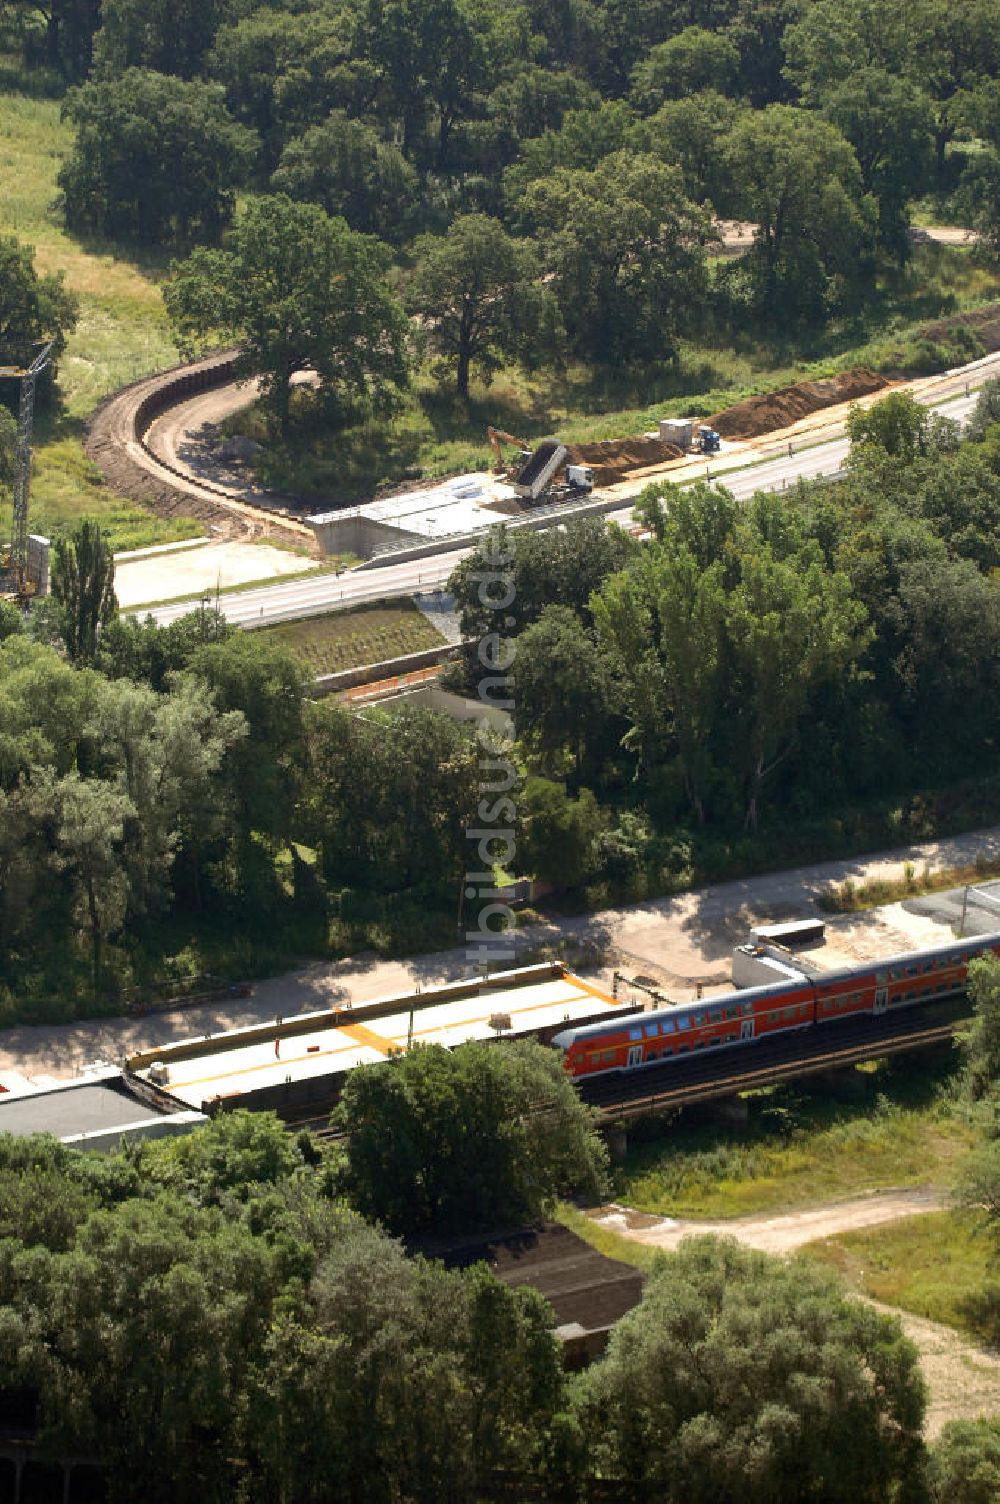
[709,367,892,441]
[564,434,683,487]
[921,301,1000,353]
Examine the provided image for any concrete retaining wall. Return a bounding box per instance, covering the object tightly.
[312,642,459,696]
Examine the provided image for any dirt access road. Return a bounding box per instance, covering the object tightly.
[1,821,997,1086]
[589,1190,1000,1438]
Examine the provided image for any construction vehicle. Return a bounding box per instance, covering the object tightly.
[0,341,52,602]
[487,426,531,477]
[487,428,595,506]
[659,418,721,455]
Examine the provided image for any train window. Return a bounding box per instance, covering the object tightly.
[709,1037,721,1047]
[801,1005,810,1016]
[741,1002,755,1017]
[783,1008,795,1021]
[644,1024,658,1039]
[726,1034,737,1043]
[724,1006,739,1020]
[661,1019,676,1033]
[695,1040,707,1050]
[679,1043,690,1053]
[629,1028,643,1041]
[693,1013,705,1027]
[647,1051,657,1062]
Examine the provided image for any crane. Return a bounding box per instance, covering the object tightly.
[0,340,53,601]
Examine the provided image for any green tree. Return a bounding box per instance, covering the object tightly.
[522,151,714,366]
[630,27,739,113]
[207,8,365,170]
[847,391,961,467]
[408,214,558,399]
[335,1038,608,1234]
[0,233,78,403]
[581,1237,927,1500]
[719,105,877,324]
[188,630,306,859]
[967,376,1000,441]
[513,605,616,781]
[303,699,479,893]
[958,954,1000,1099]
[596,485,869,826]
[165,195,409,435]
[449,518,637,642]
[49,771,135,995]
[93,0,232,80]
[2,0,102,79]
[639,90,745,205]
[272,111,419,244]
[516,776,603,887]
[244,1220,564,1504]
[359,0,483,164]
[930,1418,1000,1503]
[821,69,934,259]
[50,520,117,665]
[59,70,256,247]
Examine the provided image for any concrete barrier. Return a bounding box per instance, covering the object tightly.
[312,642,460,696]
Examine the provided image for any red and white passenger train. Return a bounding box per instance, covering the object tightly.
[553,931,1000,1079]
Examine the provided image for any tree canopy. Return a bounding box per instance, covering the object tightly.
[165,194,410,433]
[334,1038,609,1234]
[59,69,256,245]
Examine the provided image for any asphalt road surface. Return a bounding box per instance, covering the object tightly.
[142,370,990,629]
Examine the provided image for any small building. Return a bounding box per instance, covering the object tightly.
[0,1066,206,1151]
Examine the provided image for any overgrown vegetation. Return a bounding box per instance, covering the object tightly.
[611,1053,972,1220]
[0,1107,937,1504]
[262,598,446,675]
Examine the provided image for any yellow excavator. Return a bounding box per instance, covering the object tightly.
[486,425,531,478]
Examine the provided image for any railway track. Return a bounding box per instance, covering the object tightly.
[277,999,969,1138]
[579,1000,969,1119]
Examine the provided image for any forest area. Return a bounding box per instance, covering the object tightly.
[0,383,998,1024]
[2,1,1000,1500]
[4,0,1000,509]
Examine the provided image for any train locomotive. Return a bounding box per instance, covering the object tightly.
[552,930,1000,1079]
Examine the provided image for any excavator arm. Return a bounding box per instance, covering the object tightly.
[487,425,530,473]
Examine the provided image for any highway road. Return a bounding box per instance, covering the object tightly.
[142,361,993,629]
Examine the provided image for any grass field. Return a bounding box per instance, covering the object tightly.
[611,1056,975,1220]
[261,599,446,674]
[0,87,194,549]
[802,1208,995,1336]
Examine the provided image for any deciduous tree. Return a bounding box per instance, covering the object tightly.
[581,1237,927,1502]
[59,70,256,246]
[165,195,409,435]
[408,214,558,399]
[50,520,117,665]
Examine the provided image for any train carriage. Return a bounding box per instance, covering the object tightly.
[553,930,1000,1080]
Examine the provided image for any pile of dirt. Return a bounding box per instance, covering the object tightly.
[920,300,1000,354]
[709,367,892,441]
[563,434,683,487]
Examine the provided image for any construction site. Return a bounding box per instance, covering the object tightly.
[306,365,897,559]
